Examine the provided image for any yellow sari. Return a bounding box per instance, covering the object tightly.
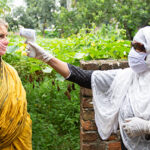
[0,59,32,150]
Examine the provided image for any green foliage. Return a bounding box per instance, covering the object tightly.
[7,0,150,39]
[4,33,81,150]
[54,0,150,39]
[76,0,115,26]
[54,7,82,37]
[0,0,10,17]
[43,29,60,38]
[5,16,18,31]
[25,78,80,150]
[59,0,67,8]
[6,6,36,31]
[25,0,56,35]
[50,25,130,64]
[54,0,116,37]
[114,0,150,39]
[13,7,36,29]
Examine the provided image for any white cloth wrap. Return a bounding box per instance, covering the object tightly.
[91,68,150,150]
[133,26,150,53]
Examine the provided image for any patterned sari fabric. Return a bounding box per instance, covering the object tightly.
[0,59,32,150]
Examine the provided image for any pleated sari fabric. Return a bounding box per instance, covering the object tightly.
[0,59,32,150]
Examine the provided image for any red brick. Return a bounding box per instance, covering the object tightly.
[108,142,121,150]
[81,97,93,108]
[80,60,129,70]
[80,88,93,97]
[107,134,119,141]
[80,60,100,70]
[80,60,128,150]
[81,130,98,142]
[97,143,106,150]
[82,144,98,150]
[81,120,97,131]
[112,62,120,69]
[82,109,95,121]
[119,61,129,69]
[101,63,112,70]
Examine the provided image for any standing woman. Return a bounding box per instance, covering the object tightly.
[0,19,32,149]
[27,26,150,150]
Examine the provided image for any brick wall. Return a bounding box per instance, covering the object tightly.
[80,60,129,150]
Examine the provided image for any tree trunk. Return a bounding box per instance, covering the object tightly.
[42,18,47,37]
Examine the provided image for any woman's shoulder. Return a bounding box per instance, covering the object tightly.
[3,61,19,76]
[92,68,123,76]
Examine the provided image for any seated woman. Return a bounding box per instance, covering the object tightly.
[27,26,150,150]
[0,20,32,149]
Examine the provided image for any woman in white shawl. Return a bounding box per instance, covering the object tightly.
[26,26,150,150]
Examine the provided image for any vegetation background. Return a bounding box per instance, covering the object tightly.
[0,0,150,149]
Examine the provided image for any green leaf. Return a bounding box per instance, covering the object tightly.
[42,67,53,73]
[55,73,65,82]
[6,45,19,54]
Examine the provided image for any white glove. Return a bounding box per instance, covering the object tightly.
[27,42,53,63]
[122,117,150,138]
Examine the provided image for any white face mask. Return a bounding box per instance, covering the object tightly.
[128,47,148,73]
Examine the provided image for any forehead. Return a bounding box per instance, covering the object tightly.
[0,25,8,35]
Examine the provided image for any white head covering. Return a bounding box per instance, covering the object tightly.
[133,26,150,53]
[128,26,150,72]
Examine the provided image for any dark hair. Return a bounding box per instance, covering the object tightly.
[131,41,146,52]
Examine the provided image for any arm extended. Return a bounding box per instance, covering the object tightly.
[27,42,94,89]
[47,57,93,89]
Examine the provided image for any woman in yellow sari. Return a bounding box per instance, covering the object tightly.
[0,20,32,149]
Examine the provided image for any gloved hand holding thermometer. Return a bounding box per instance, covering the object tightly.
[20,28,36,57]
[20,28,53,62]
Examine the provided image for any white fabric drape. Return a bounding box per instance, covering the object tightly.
[91,68,150,150]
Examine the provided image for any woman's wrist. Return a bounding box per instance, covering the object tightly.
[46,57,70,78]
